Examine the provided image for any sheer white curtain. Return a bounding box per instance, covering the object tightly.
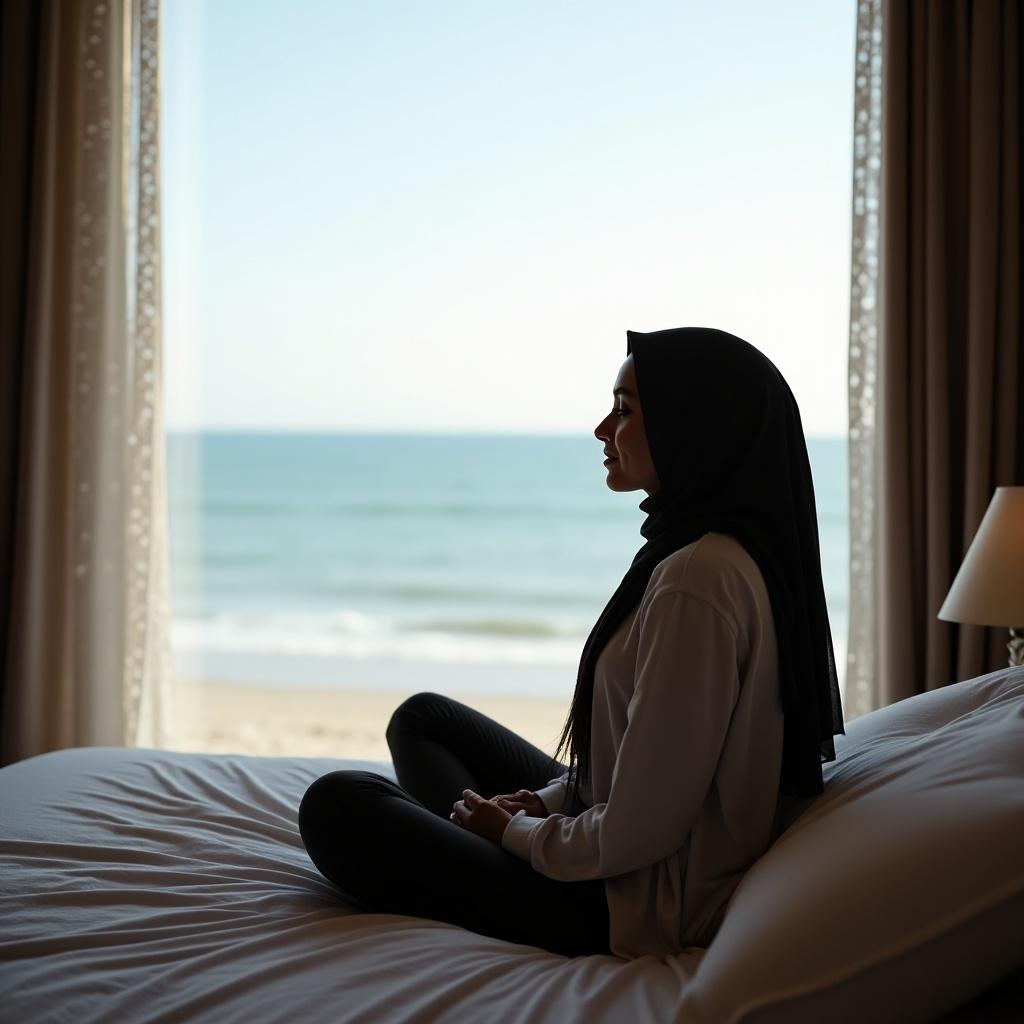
[846,0,883,722]
[122,0,173,747]
[1,0,172,763]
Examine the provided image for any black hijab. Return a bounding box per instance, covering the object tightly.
[552,327,845,807]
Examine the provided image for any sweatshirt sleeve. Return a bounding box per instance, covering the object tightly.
[533,771,570,816]
[501,590,741,880]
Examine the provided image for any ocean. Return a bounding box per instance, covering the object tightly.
[167,433,848,699]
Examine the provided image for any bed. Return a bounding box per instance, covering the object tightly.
[2,666,1022,1024]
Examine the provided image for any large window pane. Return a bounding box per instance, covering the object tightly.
[162,1,854,757]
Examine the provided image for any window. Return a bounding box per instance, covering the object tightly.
[162,1,855,757]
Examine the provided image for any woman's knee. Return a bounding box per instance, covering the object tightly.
[385,691,453,744]
[298,769,393,841]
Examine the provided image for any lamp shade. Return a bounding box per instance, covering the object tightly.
[938,487,1024,627]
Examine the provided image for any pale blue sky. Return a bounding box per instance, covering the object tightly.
[162,0,855,436]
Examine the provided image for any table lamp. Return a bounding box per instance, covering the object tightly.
[938,486,1024,667]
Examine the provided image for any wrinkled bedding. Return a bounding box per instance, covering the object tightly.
[2,667,1022,1023]
[0,747,703,1023]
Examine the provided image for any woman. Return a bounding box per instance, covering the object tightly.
[298,326,844,960]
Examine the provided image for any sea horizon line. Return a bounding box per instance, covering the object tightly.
[166,427,849,442]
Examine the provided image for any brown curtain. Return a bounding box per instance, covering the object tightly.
[0,0,172,767]
[873,0,1023,707]
[0,1,52,763]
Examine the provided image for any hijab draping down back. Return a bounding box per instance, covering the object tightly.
[554,327,845,807]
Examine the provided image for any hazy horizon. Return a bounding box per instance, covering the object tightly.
[164,425,848,439]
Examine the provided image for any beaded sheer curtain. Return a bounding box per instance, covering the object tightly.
[0,0,171,763]
[122,0,173,748]
[846,0,883,721]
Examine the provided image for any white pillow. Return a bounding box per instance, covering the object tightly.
[679,665,1024,1024]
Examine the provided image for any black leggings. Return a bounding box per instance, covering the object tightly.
[297,691,611,958]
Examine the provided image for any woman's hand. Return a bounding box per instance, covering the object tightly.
[450,789,512,845]
[491,789,549,818]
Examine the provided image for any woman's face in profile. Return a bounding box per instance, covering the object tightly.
[594,354,661,496]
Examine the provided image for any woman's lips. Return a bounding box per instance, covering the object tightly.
[604,456,618,465]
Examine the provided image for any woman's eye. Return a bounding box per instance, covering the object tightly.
[614,408,630,417]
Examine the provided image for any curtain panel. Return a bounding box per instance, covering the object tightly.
[0,0,172,766]
[847,0,1023,719]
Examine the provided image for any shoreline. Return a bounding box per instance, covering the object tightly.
[169,678,571,761]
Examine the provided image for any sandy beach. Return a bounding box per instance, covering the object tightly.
[170,679,572,762]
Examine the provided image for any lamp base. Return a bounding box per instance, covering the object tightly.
[1010,628,1024,668]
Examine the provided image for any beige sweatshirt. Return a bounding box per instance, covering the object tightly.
[500,531,786,959]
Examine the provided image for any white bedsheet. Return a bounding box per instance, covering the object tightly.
[0,746,702,1023]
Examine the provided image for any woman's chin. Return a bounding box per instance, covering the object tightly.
[604,468,629,491]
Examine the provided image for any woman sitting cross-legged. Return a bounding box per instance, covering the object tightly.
[298,326,845,960]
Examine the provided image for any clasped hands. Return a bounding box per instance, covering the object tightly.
[450,788,548,845]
